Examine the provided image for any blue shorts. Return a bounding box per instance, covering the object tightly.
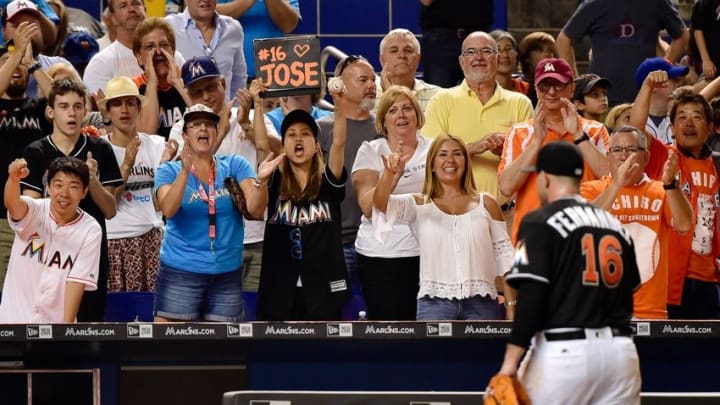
[153,264,245,322]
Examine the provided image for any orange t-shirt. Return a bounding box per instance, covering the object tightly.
[498,117,610,242]
[665,146,720,304]
[512,78,530,95]
[581,176,673,319]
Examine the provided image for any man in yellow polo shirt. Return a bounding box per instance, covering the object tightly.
[422,31,533,211]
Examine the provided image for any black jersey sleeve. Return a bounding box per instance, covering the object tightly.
[508,280,550,349]
[506,215,554,287]
[323,164,346,201]
[90,137,123,187]
[20,140,47,194]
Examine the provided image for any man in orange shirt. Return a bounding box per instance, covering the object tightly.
[631,70,720,319]
[580,126,692,319]
[498,57,610,243]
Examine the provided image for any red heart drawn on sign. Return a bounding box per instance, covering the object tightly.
[294,44,310,58]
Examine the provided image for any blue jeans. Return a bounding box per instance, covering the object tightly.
[154,264,245,321]
[421,29,464,88]
[417,295,500,320]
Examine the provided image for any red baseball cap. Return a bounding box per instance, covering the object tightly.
[534,58,574,84]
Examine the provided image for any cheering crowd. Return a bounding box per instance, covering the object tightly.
[0,0,718,326]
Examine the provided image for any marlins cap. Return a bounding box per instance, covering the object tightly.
[182,56,221,88]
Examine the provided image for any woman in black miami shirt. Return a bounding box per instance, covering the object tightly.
[257,104,349,321]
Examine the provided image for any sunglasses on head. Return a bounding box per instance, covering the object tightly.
[337,54,367,76]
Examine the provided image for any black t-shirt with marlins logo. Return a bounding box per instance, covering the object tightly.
[0,98,51,219]
[506,196,640,345]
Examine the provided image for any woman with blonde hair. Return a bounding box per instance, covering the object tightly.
[373,134,515,320]
[605,103,633,133]
[351,85,432,320]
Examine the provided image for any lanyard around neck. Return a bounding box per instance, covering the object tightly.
[190,158,217,253]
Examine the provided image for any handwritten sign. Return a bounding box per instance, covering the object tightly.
[254,36,321,97]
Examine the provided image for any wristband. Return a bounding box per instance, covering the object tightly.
[573,132,590,145]
[504,300,517,308]
[663,179,678,190]
[27,62,41,75]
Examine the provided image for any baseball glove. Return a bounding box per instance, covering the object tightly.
[483,374,530,405]
[224,176,249,218]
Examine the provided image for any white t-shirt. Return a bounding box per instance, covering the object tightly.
[375,194,514,300]
[83,41,186,93]
[0,197,101,323]
[101,132,166,239]
[351,135,431,257]
[169,108,280,244]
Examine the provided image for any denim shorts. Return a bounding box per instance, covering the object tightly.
[416,295,500,320]
[153,264,245,322]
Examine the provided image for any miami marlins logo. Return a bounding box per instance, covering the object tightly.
[513,240,529,268]
[187,60,206,79]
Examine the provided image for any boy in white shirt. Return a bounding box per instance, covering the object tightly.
[0,156,101,323]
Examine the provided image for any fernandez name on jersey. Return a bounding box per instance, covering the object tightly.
[545,201,632,242]
[507,196,640,330]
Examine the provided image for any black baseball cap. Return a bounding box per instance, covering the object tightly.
[523,141,584,179]
[280,109,320,140]
[573,73,611,102]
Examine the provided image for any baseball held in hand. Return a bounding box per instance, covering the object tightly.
[328,77,346,94]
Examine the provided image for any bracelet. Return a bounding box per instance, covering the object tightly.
[573,132,590,145]
[663,179,678,190]
[27,62,41,75]
[504,300,517,308]
[241,123,254,134]
[253,178,267,188]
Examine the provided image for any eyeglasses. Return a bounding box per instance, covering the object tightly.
[186,119,216,130]
[289,228,302,260]
[142,41,173,53]
[461,47,498,57]
[537,81,570,93]
[337,54,367,76]
[498,46,516,54]
[608,146,645,155]
[202,45,216,63]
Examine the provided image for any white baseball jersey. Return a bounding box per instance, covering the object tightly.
[0,197,102,323]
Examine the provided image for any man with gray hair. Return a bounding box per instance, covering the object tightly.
[423,31,533,222]
[375,28,440,112]
[580,126,692,319]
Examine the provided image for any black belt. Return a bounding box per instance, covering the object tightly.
[500,200,516,212]
[424,27,472,40]
[544,328,631,341]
